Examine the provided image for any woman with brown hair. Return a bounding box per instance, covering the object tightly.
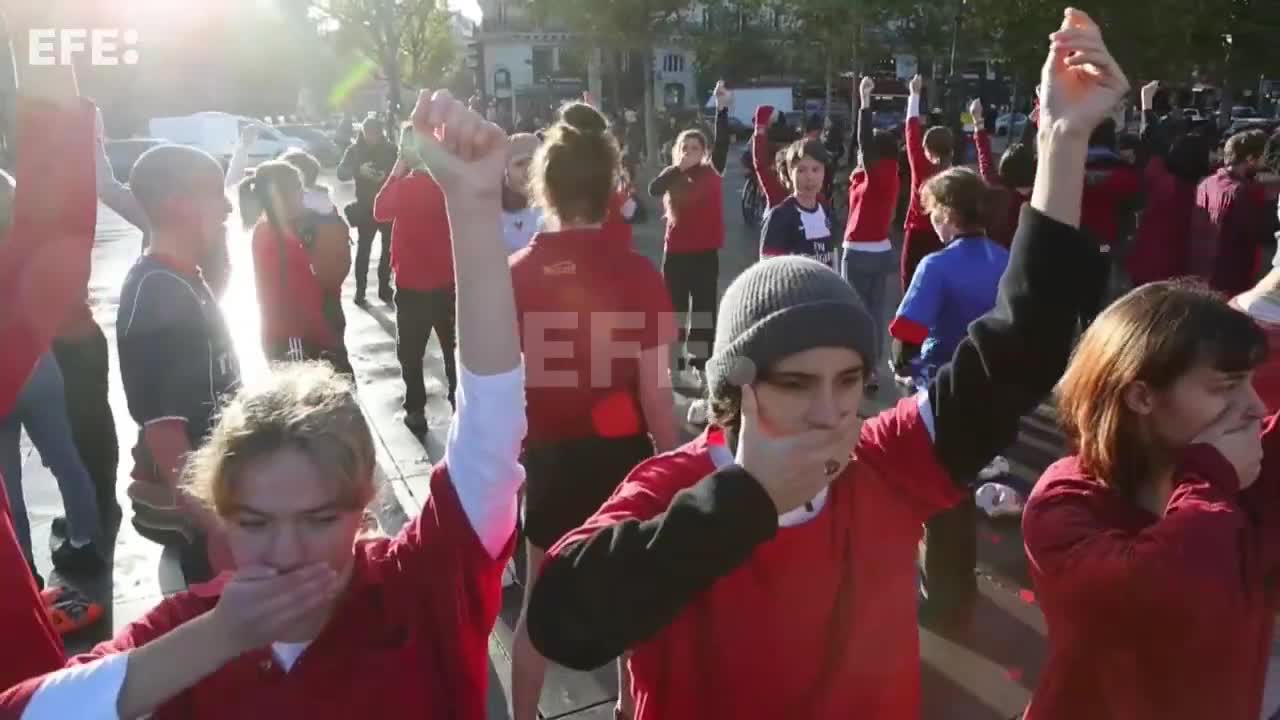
[647,81,731,394]
[1,89,527,719]
[1022,278,1277,719]
[508,100,677,720]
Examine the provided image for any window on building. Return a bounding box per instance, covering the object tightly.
[531,46,553,81]
[663,54,684,74]
[558,47,585,77]
[664,83,685,107]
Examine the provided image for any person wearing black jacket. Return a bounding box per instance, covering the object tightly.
[337,116,398,305]
[523,9,1120,719]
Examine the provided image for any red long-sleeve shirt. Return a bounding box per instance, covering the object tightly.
[0,97,98,692]
[251,222,337,351]
[1189,168,1270,297]
[751,105,789,209]
[1127,157,1197,286]
[1081,155,1141,248]
[904,116,943,233]
[373,172,455,292]
[1023,434,1280,720]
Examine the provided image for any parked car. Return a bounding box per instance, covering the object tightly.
[699,108,752,142]
[995,112,1029,137]
[275,123,342,167]
[103,138,167,182]
[148,112,307,170]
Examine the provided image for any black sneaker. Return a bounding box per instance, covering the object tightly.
[50,539,105,575]
[379,287,395,306]
[403,411,429,434]
[354,291,368,306]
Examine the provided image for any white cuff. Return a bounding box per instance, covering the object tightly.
[915,389,936,441]
[22,653,128,720]
[907,96,921,119]
[444,358,528,559]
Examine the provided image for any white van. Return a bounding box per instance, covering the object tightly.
[148,112,306,171]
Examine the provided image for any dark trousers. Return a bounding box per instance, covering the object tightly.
[901,226,943,293]
[662,249,718,372]
[396,287,458,413]
[354,220,393,296]
[919,491,978,620]
[51,324,118,520]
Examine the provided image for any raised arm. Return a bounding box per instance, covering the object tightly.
[751,106,788,208]
[905,74,930,178]
[223,124,256,189]
[971,99,995,182]
[856,77,877,168]
[923,8,1128,482]
[709,80,731,174]
[1138,80,1172,164]
[413,90,524,559]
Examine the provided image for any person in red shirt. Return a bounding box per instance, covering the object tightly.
[902,73,955,291]
[239,162,343,367]
[0,14,97,692]
[1023,277,1276,720]
[1189,129,1271,297]
[508,102,678,720]
[374,128,458,432]
[647,81,731,398]
[1079,118,1141,325]
[0,89,528,720]
[1127,80,1211,287]
[842,76,902,389]
[524,10,1121,719]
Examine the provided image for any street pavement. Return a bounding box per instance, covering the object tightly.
[13,144,1280,718]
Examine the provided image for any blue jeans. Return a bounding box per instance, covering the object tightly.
[841,247,896,369]
[0,352,101,565]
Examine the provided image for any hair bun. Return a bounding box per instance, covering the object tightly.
[559,103,607,135]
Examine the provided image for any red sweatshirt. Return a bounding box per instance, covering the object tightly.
[751,106,789,209]
[0,98,97,691]
[509,227,675,444]
[1081,154,1141,249]
[904,115,944,233]
[1127,157,1196,286]
[373,171,455,291]
[1189,168,1270,297]
[661,166,725,253]
[251,223,337,351]
[0,466,511,719]
[547,405,959,720]
[844,161,900,245]
[1023,436,1280,720]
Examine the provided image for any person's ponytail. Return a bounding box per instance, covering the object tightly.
[530,102,618,224]
[238,161,303,232]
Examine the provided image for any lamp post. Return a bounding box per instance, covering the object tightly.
[945,0,968,138]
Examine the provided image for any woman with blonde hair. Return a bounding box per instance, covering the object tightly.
[503,132,542,254]
[1,89,527,719]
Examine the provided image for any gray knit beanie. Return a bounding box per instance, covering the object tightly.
[705,256,876,400]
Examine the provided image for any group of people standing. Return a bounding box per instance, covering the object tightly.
[1,5,1280,720]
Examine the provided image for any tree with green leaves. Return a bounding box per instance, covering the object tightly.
[533,0,695,170]
[312,0,461,122]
